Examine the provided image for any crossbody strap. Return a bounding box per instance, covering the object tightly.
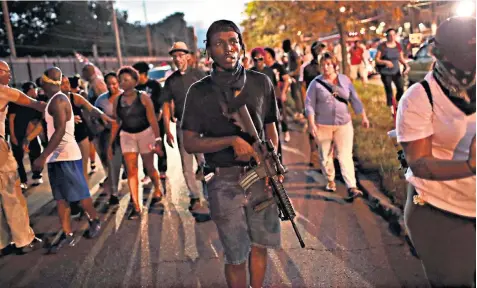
[420,80,433,111]
[314,78,348,105]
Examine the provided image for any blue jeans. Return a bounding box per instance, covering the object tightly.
[206,167,281,264]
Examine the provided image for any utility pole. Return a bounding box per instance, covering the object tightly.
[143,0,153,56]
[111,1,123,67]
[2,0,16,57]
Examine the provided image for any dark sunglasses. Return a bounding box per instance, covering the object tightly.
[253,57,264,62]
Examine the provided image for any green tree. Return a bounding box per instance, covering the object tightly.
[0,1,61,57]
[242,1,405,75]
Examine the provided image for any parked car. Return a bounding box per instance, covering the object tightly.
[148,65,172,87]
[406,42,434,86]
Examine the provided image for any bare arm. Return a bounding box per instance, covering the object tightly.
[108,96,121,147]
[0,86,46,112]
[72,92,112,123]
[183,130,236,154]
[25,121,43,142]
[8,113,17,144]
[265,123,279,152]
[399,51,410,73]
[140,92,161,139]
[162,101,172,135]
[375,50,385,65]
[281,74,291,99]
[93,80,108,97]
[401,136,475,180]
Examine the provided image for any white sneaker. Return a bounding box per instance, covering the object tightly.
[20,183,28,190]
[32,177,43,186]
[325,181,336,192]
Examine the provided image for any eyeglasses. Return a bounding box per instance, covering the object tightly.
[0,69,11,74]
[253,57,264,62]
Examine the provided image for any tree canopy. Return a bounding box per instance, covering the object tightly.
[241,1,405,74]
[0,1,193,57]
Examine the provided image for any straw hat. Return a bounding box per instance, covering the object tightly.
[169,42,190,55]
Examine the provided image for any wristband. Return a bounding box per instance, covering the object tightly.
[155,137,162,142]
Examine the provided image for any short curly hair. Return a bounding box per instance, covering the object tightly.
[117,66,139,82]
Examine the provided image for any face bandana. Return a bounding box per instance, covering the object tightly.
[433,60,476,102]
[210,62,246,105]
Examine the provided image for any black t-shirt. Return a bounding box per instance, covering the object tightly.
[250,66,277,87]
[269,62,288,84]
[303,59,321,89]
[181,70,279,168]
[288,50,299,78]
[8,102,43,139]
[162,68,207,121]
[136,78,162,114]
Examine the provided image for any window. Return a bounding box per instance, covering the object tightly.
[415,45,430,59]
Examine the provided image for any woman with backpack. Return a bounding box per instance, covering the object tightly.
[396,16,476,287]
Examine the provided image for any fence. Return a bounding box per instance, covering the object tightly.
[1,55,171,87]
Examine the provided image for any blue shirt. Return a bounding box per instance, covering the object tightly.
[95,92,115,118]
[305,74,364,126]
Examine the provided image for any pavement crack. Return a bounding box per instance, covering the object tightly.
[285,242,404,253]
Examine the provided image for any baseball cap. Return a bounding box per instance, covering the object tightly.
[434,16,476,71]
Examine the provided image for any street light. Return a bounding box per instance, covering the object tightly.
[455,1,475,17]
[370,26,376,31]
[339,6,346,13]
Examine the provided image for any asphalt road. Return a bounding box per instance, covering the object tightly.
[0,123,428,288]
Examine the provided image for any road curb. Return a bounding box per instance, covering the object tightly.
[356,172,405,237]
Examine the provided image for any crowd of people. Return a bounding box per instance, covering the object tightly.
[0,16,475,288]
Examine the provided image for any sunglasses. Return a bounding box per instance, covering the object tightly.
[253,57,264,62]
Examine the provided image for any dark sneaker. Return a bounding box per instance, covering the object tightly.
[90,162,97,173]
[194,213,212,223]
[109,195,120,205]
[18,237,43,254]
[121,171,128,180]
[150,196,162,207]
[345,188,363,203]
[160,172,167,180]
[99,177,109,187]
[88,219,101,238]
[128,209,141,220]
[70,201,82,219]
[48,233,77,254]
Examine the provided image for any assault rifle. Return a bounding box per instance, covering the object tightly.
[221,102,306,248]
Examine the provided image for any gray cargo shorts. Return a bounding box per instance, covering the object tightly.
[206,166,281,265]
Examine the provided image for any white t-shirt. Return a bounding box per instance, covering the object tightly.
[396,72,476,217]
[45,92,82,163]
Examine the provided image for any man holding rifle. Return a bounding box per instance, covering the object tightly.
[181,20,285,288]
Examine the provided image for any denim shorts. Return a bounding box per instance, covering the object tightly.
[48,160,91,202]
[206,167,281,265]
